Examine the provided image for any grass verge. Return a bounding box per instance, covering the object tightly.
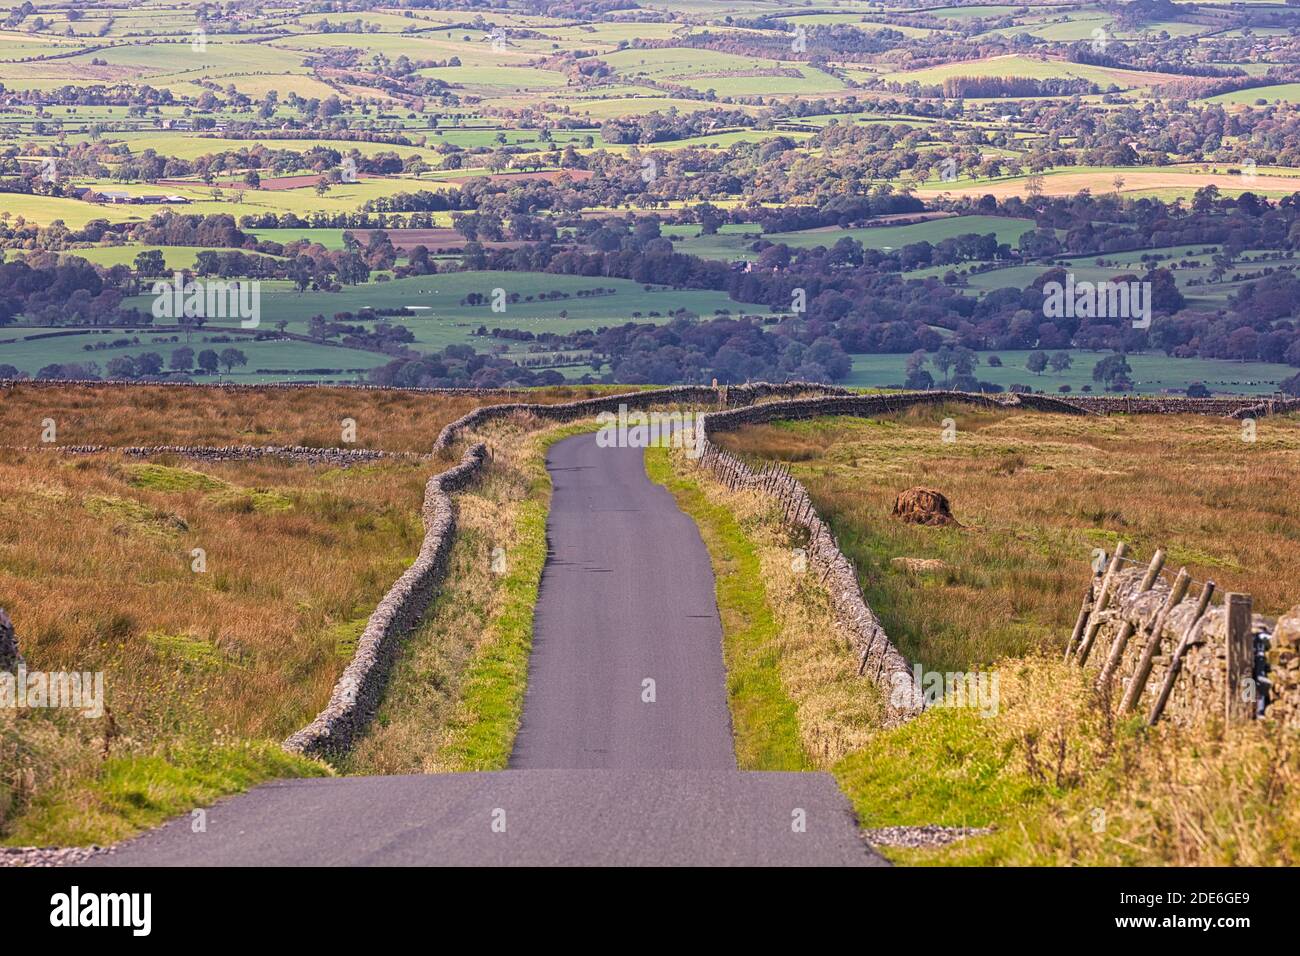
[834,656,1300,865]
[343,420,590,773]
[4,741,324,847]
[647,445,884,770]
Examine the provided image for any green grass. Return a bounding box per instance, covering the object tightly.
[600,46,846,98]
[768,216,1036,251]
[106,270,763,360]
[124,463,228,492]
[5,741,326,847]
[645,446,809,771]
[674,216,1035,261]
[0,331,387,383]
[249,229,348,250]
[1206,83,1300,106]
[5,246,279,271]
[845,350,1295,395]
[431,496,548,771]
[834,704,1039,831]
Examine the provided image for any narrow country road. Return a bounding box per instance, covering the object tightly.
[89,432,883,866]
[510,433,735,769]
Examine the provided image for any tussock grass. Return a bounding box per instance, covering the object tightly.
[648,445,884,770]
[0,445,434,845]
[720,407,1300,864]
[0,383,617,453]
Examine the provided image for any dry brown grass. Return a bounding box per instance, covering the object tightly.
[0,383,617,453]
[719,406,1300,671]
[0,444,436,842]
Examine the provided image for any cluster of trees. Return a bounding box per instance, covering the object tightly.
[0,258,121,327]
[367,343,568,389]
[938,76,1096,99]
[596,317,852,385]
[598,108,753,145]
[306,314,414,354]
[434,189,1300,377]
[13,345,249,382]
[102,346,248,379]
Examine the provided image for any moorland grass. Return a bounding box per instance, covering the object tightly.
[717,406,1300,671]
[0,383,615,453]
[716,405,1300,863]
[0,446,437,844]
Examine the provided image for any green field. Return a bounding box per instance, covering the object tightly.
[0,0,1291,396]
[673,216,1037,261]
[99,271,766,351]
[958,246,1293,307]
[1206,83,1300,106]
[5,245,282,270]
[846,350,1294,395]
[0,328,387,383]
[881,54,1175,90]
[600,47,846,98]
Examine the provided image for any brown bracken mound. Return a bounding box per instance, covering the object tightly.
[892,487,960,527]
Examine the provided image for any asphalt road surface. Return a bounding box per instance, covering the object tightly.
[90,432,883,866]
[88,770,877,866]
[510,432,736,769]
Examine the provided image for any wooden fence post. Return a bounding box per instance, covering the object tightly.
[1064,580,1096,661]
[1147,580,1215,726]
[1096,548,1165,682]
[1225,592,1255,725]
[1072,541,1128,663]
[1120,567,1191,713]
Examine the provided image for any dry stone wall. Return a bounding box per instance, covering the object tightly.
[1041,395,1287,416]
[282,383,843,758]
[283,443,488,758]
[0,609,21,673]
[1268,607,1300,729]
[699,390,1068,433]
[1076,566,1297,729]
[23,444,417,466]
[694,432,923,725]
